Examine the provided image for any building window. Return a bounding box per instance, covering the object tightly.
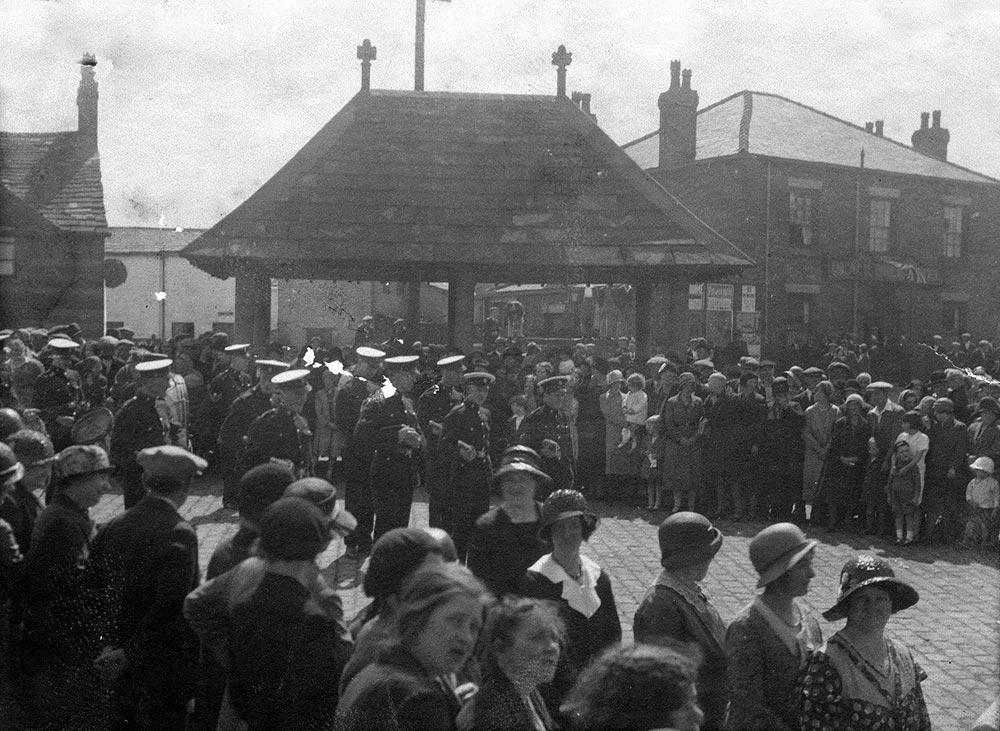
[943,206,962,258]
[0,237,13,276]
[942,302,967,333]
[789,191,815,247]
[171,322,195,338]
[787,294,812,326]
[868,198,892,253]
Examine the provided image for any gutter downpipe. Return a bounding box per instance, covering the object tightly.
[764,160,771,355]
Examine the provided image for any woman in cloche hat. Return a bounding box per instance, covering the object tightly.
[519,489,621,710]
[633,511,727,730]
[725,523,822,730]
[798,554,929,729]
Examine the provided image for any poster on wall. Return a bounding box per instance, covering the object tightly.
[706,283,734,311]
[688,283,705,311]
[741,285,756,313]
[736,311,762,358]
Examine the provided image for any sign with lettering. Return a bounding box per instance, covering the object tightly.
[688,284,705,311]
[741,285,756,313]
[706,283,734,311]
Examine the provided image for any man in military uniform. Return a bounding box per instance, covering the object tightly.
[353,354,425,546]
[33,338,81,452]
[417,354,465,528]
[484,345,525,462]
[242,369,313,477]
[216,359,287,509]
[109,359,171,509]
[517,375,575,493]
[337,346,385,556]
[207,344,250,464]
[439,371,494,561]
[89,445,204,729]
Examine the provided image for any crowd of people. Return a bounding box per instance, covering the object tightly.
[0,319,996,728]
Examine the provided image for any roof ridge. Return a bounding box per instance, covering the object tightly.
[734,91,1000,183]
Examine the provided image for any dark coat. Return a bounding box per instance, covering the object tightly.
[725,602,822,730]
[228,572,346,731]
[458,659,556,731]
[466,504,546,598]
[633,583,728,730]
[87,493,200,694]
[336,645,461,731]
[109,391,167,505]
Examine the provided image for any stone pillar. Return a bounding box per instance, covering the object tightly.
[251,272,271,346]
[234,272,256,344]
[448,278,475,350]
[634,280,653,361]
[404,282,421,339]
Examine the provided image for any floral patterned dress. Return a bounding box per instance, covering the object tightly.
[798,633,931,730]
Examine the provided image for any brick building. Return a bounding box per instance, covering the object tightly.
[623,62,1000,355]
[0,55,108,337]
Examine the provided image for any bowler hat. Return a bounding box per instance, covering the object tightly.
[822,554,918,621]
[657,512,722,570]
[749,522,818,589]
[539,489,597,541]
[259,497,330,561]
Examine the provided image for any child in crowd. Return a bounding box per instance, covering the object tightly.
[961,456,999,549]
[860,438,887,535]
[641,414,662,510]
[896,410,929,495]
[618,373,648,452]
[887,439,922,545]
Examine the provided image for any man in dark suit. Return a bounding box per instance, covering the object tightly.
[89,445,204,729]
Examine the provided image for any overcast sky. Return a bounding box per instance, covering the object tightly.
[3,0,998,228]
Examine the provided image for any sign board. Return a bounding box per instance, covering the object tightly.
[688,284,705,311]
[741,285,756,313]
[706,283,734,311]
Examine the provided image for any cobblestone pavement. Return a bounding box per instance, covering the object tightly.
[92,477,1000,731]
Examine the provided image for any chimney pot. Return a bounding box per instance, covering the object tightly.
[657,63,698,169]
[912,110,949,161]
[920,111,929,129]
[865,122,874,133]
[874,120,884,136]
[581,93,592,115]
[681,69,691,90]
[932,110,941,128]
[669,60,681,89]
[77,52,98,140]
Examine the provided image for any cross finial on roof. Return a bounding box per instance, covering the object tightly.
[551,44,572,97]
[357,39,377,91]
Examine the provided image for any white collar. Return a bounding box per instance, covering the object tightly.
[529,554,602,618]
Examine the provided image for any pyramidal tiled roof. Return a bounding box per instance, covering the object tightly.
[0,131,108,232]
[183,89,753,281]
[623,91,998,185]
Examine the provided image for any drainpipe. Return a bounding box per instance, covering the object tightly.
[763,160,771,354]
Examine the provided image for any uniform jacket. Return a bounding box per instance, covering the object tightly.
[243,406,313,475]
[109,392,167,480]
[217,386,271,460]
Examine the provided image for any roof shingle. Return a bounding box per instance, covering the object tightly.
[623,91,998,185]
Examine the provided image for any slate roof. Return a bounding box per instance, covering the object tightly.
[183,89,753,282]
[106,226,206,254]
[623,91,998,185]
[0,131,108,232]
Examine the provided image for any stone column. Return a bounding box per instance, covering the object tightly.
[448,278,475,350]
[634,280,653,361]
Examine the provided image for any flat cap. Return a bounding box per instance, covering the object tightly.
[740,356,760,368]
[6,429,55,467]
[802,366,825,377]
[692,358,714,369]
[137,445,207,479]
[224,343,251,353]
[355,346,386,360]
[867,380,893,390]
[0,329,12,340]
[646,355,667,366]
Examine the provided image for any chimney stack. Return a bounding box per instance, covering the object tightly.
[657,62,699,169]
[77,53,98,141]
[874,120,884,137]
[912,110,949,160]
[865,122,874,133]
